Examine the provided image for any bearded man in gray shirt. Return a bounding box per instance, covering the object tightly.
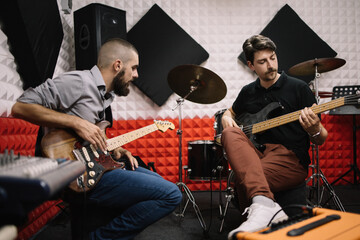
[11,38,182,240]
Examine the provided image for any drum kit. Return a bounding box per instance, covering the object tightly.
[167,57,346,231]
[168,64,227,231]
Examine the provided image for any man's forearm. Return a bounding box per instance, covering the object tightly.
[11,102,79,129]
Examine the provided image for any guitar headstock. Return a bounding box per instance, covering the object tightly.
[154,120,175,132]
[344,90,360,106]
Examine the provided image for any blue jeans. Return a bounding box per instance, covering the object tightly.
[88,167,182,240]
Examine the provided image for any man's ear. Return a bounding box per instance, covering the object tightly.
[114,59,123,72]
[247,61,255,71]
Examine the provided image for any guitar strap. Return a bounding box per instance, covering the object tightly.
[104,106,113,128]
[35,126,44,157]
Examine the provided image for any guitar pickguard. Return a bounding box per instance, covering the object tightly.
[72,141,124,192]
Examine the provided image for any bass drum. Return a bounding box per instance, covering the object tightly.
[187,140,228,180]
[214,109,227,145]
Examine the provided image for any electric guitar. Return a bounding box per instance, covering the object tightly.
[41,120,175,193]
[235,92,360,147]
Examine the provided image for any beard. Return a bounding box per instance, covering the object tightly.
[112,70,130,96]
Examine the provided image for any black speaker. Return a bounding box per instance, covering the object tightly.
[0,0,63,90]
[74,3,127,70]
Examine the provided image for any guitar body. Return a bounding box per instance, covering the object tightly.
[41,121,125,193]
[235,102,283,148]
[41,119,175,193]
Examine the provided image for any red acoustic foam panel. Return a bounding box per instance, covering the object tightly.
[0,118,39,156]
[0,113,359,240]
[0,118,61,240]
[16,200,62,240]
[306,114,358,185]
[107,117,227,191]
[1,114,359,189]
[107,114,358,190]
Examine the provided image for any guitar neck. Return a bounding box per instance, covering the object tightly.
[106,123,158,151]
[251,97,345,134]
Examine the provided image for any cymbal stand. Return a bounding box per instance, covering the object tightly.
[306,64,345,211]
[213,148,227,231]
[172,83,207,231]
[219,170,235,232]
[216,165,224,217]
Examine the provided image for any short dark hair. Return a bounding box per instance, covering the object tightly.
[97,38,138,68]
[242,35,276,64]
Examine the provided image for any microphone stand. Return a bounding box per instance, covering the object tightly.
[172,82,207,231]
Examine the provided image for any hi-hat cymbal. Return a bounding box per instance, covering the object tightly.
[288,58,346,76]
[167,65,227,104]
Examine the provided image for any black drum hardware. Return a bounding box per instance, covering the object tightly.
[214,109,226,145]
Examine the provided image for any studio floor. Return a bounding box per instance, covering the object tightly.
[31,184,360,240]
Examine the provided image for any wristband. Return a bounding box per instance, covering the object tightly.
[309,127,322,138]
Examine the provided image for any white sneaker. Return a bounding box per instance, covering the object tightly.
[227,202,288,240]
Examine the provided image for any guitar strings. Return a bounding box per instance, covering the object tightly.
[239,94,359,136]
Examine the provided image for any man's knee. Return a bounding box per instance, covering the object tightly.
[222,127,246,144]
[170,185,182,206]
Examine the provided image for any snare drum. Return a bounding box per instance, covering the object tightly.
[214,109,227,145]
[187,140,228,180]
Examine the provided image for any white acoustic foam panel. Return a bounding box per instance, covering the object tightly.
[0,0,359,119]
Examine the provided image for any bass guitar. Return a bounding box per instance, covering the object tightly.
[235,92,360,147]
[41,120,175,193]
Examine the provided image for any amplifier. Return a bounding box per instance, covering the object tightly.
[234,208,360,240]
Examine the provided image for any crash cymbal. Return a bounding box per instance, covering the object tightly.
[168,65,227,104]
[288,58,346,76]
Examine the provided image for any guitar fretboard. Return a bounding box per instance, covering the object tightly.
[106,123,158,151]
[251,97,346,134]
